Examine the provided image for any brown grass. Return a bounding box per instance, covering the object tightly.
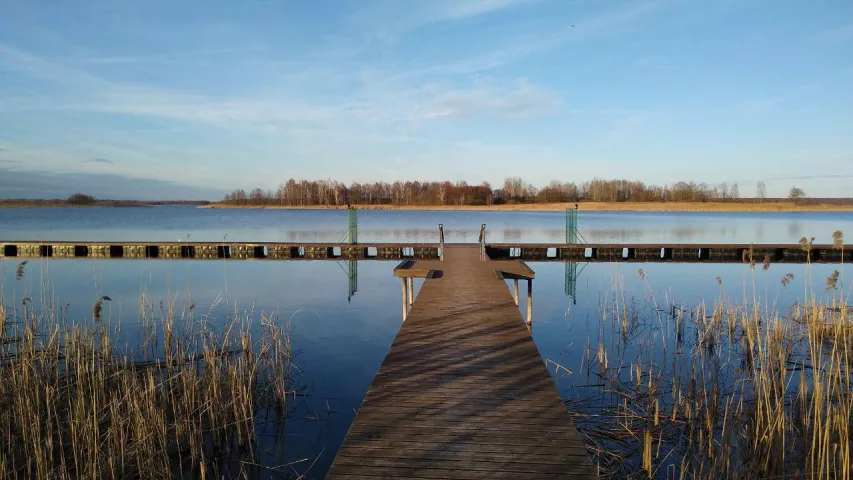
[567,235,852,479]
[200,202,853,213]
[0,265,298,478]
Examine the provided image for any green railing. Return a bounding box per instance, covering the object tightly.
[566,207,580,244]
[347,208,358,244]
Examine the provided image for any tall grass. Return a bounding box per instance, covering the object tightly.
[568,232,852,479]
[0,263,297,479]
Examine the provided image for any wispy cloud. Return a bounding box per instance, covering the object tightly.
[0,44,342,131]
[0,168,223,200]
[351,0,537,37]
[417,79,559,119]
[741,97,780,115]
[434,0,539,22]
[2,42,566,133]
[374,0,670,81]
[70,47,266,65]
[633,55,674,70]
[796,80,825,95]
[816,23,853,44]
[0,0,666,133]
[81,158,114,165]
[0,159,21,164]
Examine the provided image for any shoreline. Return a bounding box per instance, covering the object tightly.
[198,202,853,213]
[0,203,206,209]
[0,204,154,209]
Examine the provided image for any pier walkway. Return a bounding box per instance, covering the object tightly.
[327,245,595,479]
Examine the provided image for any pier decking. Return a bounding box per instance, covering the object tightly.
[326,245,595,479]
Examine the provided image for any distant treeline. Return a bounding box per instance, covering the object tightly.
[0,194,210,207]
[222,178,847,206]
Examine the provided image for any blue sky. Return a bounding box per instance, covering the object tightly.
[1,0,852,200]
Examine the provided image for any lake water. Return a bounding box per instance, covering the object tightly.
[1,206,850,244]
[1,207,852,477]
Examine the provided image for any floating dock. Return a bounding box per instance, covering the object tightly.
[0,241,847,263]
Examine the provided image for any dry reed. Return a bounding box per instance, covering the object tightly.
[569,231,852,479]
[0,265,297,479]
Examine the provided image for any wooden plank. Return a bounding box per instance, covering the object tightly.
[327,467,586,480]
[328,464,592,479]
[334,442,589,455]
[332,456,589,473]
[334,451,588,465]
[493,259,536,279]
[340,431,587,448]
[327,245,595,479]
[348,407,571,421]
[369,398,570,408]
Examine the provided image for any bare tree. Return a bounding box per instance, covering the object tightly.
[756,181,766,202]
[789,186,806,203]
[222,177,811,207]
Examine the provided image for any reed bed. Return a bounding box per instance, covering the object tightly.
[568,232,851,479]
[3,232,850,479]
[0,264,298,479]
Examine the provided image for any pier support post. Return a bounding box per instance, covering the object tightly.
[479,224,487,261]
[514,279,519,306]
[439,224,445,261]
[407,277,414,306]
[527,280,533,326]
[401,278,408,322]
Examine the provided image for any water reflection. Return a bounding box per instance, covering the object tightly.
[1,206,852,477]
[1,207,851,244]
[347,260,358,302]
[564,262,587,304]
[788,221,804,238]
[502,228,523,242]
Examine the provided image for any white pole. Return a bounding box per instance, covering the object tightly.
[526,280,533,326]
[514,279,519,306]
[401,278,408,322]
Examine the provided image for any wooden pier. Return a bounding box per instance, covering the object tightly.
[327,245,595,479]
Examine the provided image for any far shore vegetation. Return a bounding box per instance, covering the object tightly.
[4,180,851,212]
[203,201,853,213]
[214,177,853,212]
[0,193,210,208]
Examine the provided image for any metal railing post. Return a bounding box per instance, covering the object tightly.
[439,224,445,261]
[479,224,486,261]
[348,207,358,244]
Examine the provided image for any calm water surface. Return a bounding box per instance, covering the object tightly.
[1,207,851,477]
[1,206,851,243]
